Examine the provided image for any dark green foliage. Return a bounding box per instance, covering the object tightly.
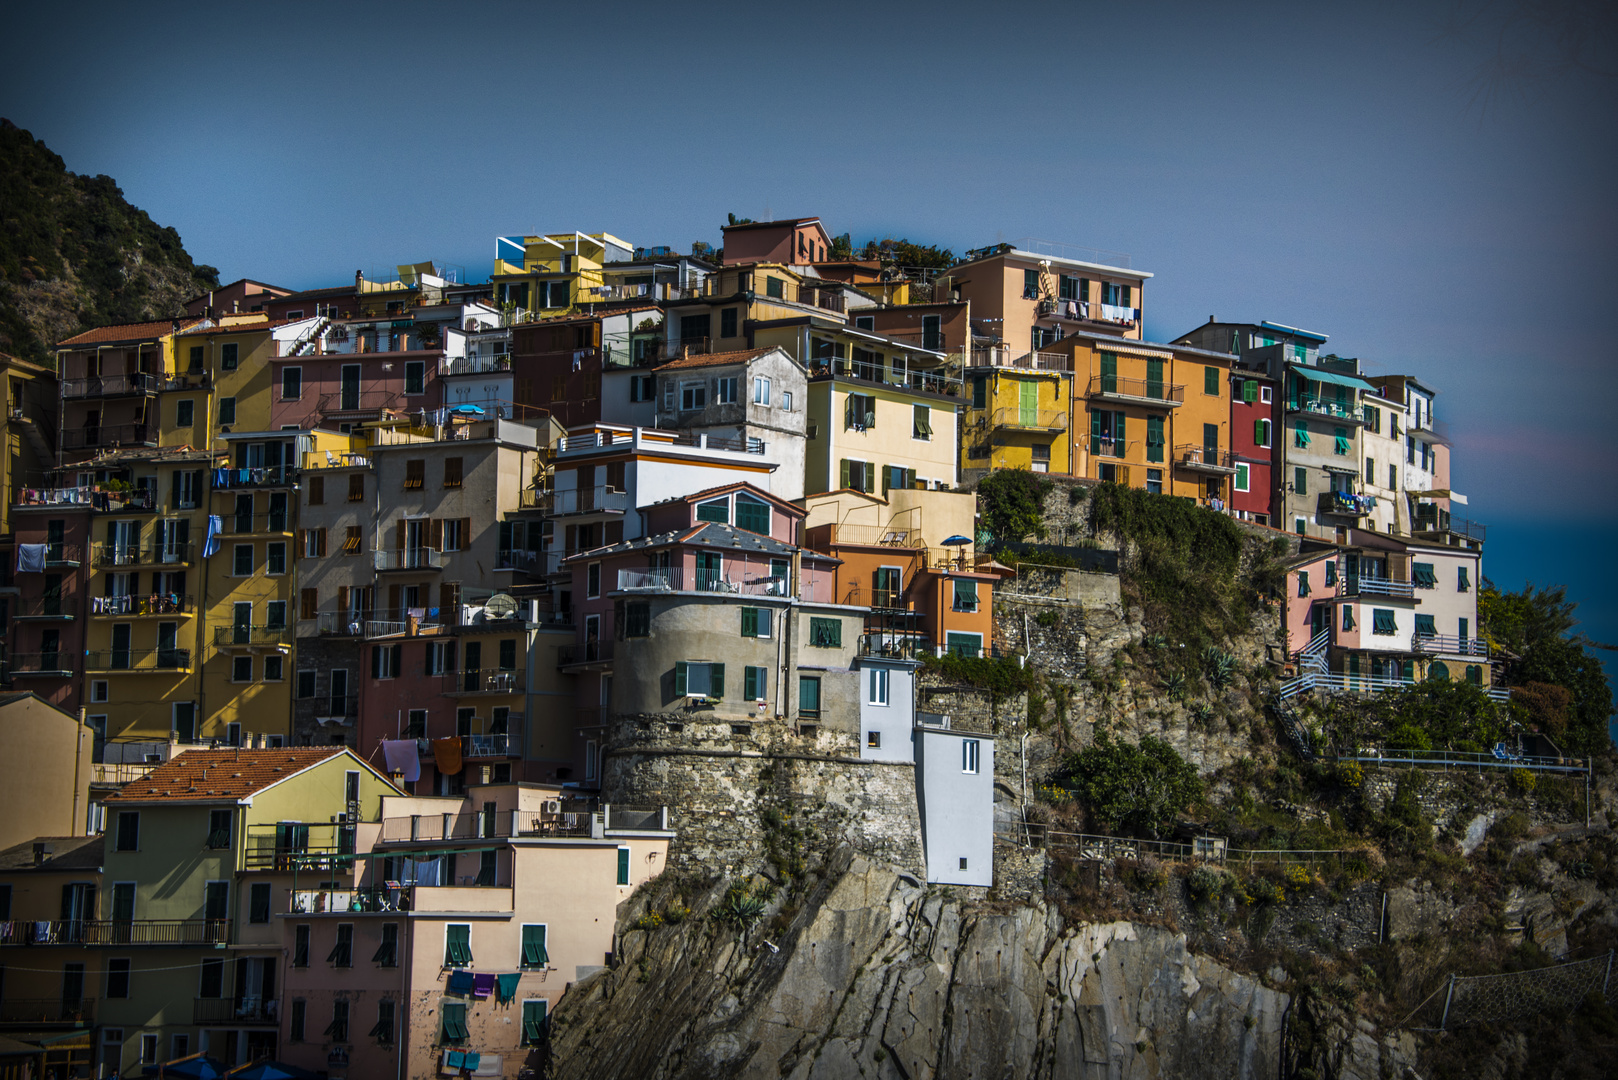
[0,119,219,363]
[1344,680,1504,753]
[1379,771,1431,854]
[828,233,854,260]
[1054,735,1204,838]
[976,470,1052,545]
[854,237,955,269]
[1201,646,1237,690]
[918,651,1035,699]
[1481,580,1614,755]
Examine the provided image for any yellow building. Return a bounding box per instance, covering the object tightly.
[664,262,862,355]
[491,232,634,318]
[1045,332,1236,502]
[961,350,1073,478]
[165,315,297,444]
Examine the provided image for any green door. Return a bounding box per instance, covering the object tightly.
[1018,379,1037,427]
[1145,359,1163,400]
[1099,353,1117,395]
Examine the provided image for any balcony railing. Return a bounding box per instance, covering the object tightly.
[549,486,628,515]
[193,997,278,1025]
[1413,507,1488,542]
[1287,396,1361,422]
[93,542,194,567]
[557,641,612,666]
[311,694,359,721]
[213,465,296,489]
[0,919,229,946]
[462,727,522,758]
[90,594,192,617]
[7,652,74,676]
[61,424,158,450]
[83,648,192,672]
[957,346,1074,372]
[496,548,545,574]
[988,406,1067,431]
[377,803,633,844]
[0,998,94,1025]
[1086,376,1184,405]
[1413,634,1489,658]
[857,633,930,660]
[440,669,525,695]
[443,356,511,375]
[373,548,446,571]
[13,596,77,619]
[1176,446,1237,472]
[62,372,159,398]
[222,513,291,535]
[213,625,292,648]
[614,568,791,596]
[1319,491,1378,516]
[317,390,402,416]
[1087,436,1131,459]
[1339,576,1415,599]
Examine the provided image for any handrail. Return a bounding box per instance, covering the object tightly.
[1086,376,1184,403]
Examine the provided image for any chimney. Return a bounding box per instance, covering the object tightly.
[356,270,364,289]
[32,841,53,866]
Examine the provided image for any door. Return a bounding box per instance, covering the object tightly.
[60,883,95,941]
[233,494,253,534]
[157,622,180,668]
[111,882,135,942]
[341,364,361,410]
[1203,423,1219,463]
[62,962,85,1014]
[111,624,132,670]
[42,572,62,617]
[268,492,288,533]
[1146,359,1164,401]
[1099,353,1117,395]
[110,519,137,563]
[405,519,426,566]
[157,518,184,563]
[463,641,481,692]
[173,702,196,744]
[921,314,942,351]
[584,615,600,662]
[1018,379,1037,427]
[233,601,252,645]
[696,551,722,591]
[46,519,65,564]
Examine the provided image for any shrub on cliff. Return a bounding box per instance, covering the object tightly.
[1054,735,1204,838]
[976,469,1052,545]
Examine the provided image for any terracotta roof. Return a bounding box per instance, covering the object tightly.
[277,284,359,301]
[0,835,103,873]
[183,279,292,305]
[654,346,774,372]
[57,319,206,348]
[104,747,353,804]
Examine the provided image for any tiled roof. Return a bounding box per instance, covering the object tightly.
[568,521,835,564]
[68,446,221,466]
[649,481,803,517]
[0,835,103,872]
[104,747,352,804]
[654,347,774,372]
[278,284,359,301]
[57,319,206,348]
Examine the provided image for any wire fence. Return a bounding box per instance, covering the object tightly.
[1408,951,1615,1029]
[1011,826,1368,872]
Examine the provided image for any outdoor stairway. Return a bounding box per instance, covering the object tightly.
[1270,693,1317,762]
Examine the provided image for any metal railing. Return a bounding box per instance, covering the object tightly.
[61,424,157,450]
[817,523,921,548]
[462,729,521,758]
[550,486,628,515]
[443,356,511,375]
[440,669,525,695]
[300,450,371,470]
[809,358,962,396]
[1329,746,1586,774]
[222,513,291,535]
[376,802,656,844]
[61,372,159,398]
[83,648,192,672]
[1086,376,1184,404]
[372,548,446,571]
[557,641,612,666]
[0,919,229,946]
[1319,492,1377,516]
[317,390,401,415]
[90,594,192,617]
[1412,634,1489,657]
[0,997,95,1024]
[13,596,77,619]
[92,542,195,566]
[1413,507,1488,542]
[1088,436,1131,459]
[1176,445,1236,471]
[314,611,375,635]
[857,633,930,660]
[1339,576,1414,598]
[496,548,545,573]
[988,406,1067,431]
[213,625,292,647]
[614,568,791,596]
[1288,396,1360,421]
[193,997,278,1025]
[7,652,74,675]
[213,465,296,488]
[956,346,1074,372]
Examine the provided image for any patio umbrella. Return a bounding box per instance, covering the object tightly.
[224,1061,322,1080]
[940,535,972,546]
[143,1054,228,1079]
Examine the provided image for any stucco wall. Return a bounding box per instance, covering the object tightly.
[915,726,995,886]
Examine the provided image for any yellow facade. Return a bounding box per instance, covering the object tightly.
[165,319,278,446]
[491,232,631,317]
[961,365,1072,476]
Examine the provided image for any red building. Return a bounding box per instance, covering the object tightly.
[508,308,662,429]
[1231,370,1278,526]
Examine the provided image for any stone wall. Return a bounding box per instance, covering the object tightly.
[290,635,362,747]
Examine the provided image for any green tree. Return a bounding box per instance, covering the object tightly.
[1481,580,1614,754]
[1380,679,1503,752]
[828,233,854,260]
[975,469,1051,545]
[1056,736,1204,837]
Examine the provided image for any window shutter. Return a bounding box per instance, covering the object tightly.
[1121,285,1131,306]
[297,529,306,555]
[674,662,687,696]
[1243,380,1258,403]
[316,529,327,557]
[338,586,349,616]
[1090,409,1103,455]
[1115,414,1125,446]
[371,646,382,679]
[1254,418,1265,444]
[839,459,850,489]
[430,519,443,550]
[460,518,470,544]
[395,521,405,550]
[388,584,400,618]
[905,468,916,490]
[864,463,875,493]
[710,663,724,699]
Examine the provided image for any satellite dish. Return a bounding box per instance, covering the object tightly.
[485,593,518,619]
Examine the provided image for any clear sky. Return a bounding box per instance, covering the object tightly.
[3,0,1614,649]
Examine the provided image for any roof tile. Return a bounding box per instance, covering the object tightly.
[104,747,351,804]
[654,347,774,372]
[56,319,207,348]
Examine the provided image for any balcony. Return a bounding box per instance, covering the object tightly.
[1087,436,1131,459]
[496,548,545,574]
[8,652,75,677]
[317,390,402,418]
[462,723,523,758]
[858,633,930,660]
[0,998,94,1025]
[372,548,446,571]
[549,486,628,516]
[959,346,1074,372]
[1176,446,1238,475]
[1318,491,1378,517]
[1413,506,1487,543]
[1339,576,1415,599]
[38,544,82,568]
[13,596,76,620]
[61,372,159,398]
[90,594,193,618]
[557,640,612,667]
[1085,376,1184,407]
[1413,634,1489,658]
[440,669,525,696]
[61,424,157,451]
[614,568,791,596]
[443,356,511,376]
[92,542,195,567]
[1287,396,1363,423]
[83,648,192,673]
[376,801,654,845]
[222,513,291,536]
[213,625,292,649]
[213,465,296,489]
[0,919,229,946]
[986,406,1067,433]
[193,997,278,1025]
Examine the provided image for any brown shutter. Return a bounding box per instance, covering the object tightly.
[395,521,406,550]
[430,519,443,550]
[388,584,401,619]
[316,528,327,557]
[338,586,349,617]
[460,518,470,544]
[296,529,305,556]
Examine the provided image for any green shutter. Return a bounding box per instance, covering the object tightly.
[1090,409,1103,455]
[1243,380,1258,403]
[710,663,724,699]
[1298,571,1309,597]
[1205,366,1219,395]
[523,1000,548,1044]
[445,924,472,967]
[839,459,850,489]
[442,1002,468,1043]
[953,578,978,609]
[674,661,688,696]
[1146,416,1163,462]
[741,607,758,637]
[905,468,916,490]
[617,847,630,885]
[864,462,875,493]
[1402,659,1415,682]
[743,666,758,701]
[1415,614,1435,636]
[1413,563,1437,587]
[1294,420,1310,447]
[522,924,548,967]
[798,676,820,712]
[1099,352,1117,394]
[1115,412,1124,449]
[1373,609,1397,635]
[1295,467,1307,496]
[1145,360,1163,400]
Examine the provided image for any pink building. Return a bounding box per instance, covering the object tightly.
[719,216,832,266]
[269,319,445,432]
[278,783,671,1080]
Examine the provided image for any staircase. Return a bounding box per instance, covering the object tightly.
[284,316,332,357]
[1271,629,1329,761]
[1270,693,1316,762]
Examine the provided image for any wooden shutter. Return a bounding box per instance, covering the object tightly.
[296,529,306,556]
[839,459,850,489]
[395,521,406,550]
[1090,409,1103,455]
[863,463,875,493]
[388,584,401,619]
[674,661,687,696]
[1255,418,1266,445]
[315,528,327,557]
[338,586,349,618]
[348,473,364,501]
[430,519,443,550]
[710,664,724,699]
[460,518,470,545]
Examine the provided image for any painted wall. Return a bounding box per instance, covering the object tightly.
[1230,373,1278,524]
[914,726,995,886]
[962,369,1072,476]
[805,379,961,495]
[858,659,916,762]
[0,696,94,847]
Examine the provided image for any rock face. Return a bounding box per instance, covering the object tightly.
[550,850,1292,1080]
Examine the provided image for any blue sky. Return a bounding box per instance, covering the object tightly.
[3,0,1614,651]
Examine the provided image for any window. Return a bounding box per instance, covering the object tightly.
[444,923,472,967]
[674,661,724,699]
[742,665,768,701]
[624,602,650,638]
[839,459,875,493]
[867,731,882,749]
[523,1000,548,1045]
[233,543,254,576]
[265,541,287,576]
[808,617,842,648]
[912,403,933,441]
[587,562,601,598]
[371,643,403,679]
[198,955,225,999]
[1297,571,1310,598]
[844,393,876,430]
[1294,421,1310,448]
[140,1034,159,1065]
[340,525,363,556]
[1145,467,1162,494]
[720,307,738,338]
[404,360,425,395]
[1372,609,1397,635]
[962,739,980,774]
[264,655,284,681]
[232,656,253,682]
[1412,562,1437,588]
[218,397,237,426]
[326,999,349,1042]
[1204,366,1220,395]
[764,275,785,299]
[1415,613,1436,637]
[945,632,982,657]
[207,808,232,848]
[441,1001,469,1045]
[443,457,463,488]
[630,374,654,402]
[617,846,631,885]
[404,460,424,489]
[1254,418,1271,448]
[297,588,318,622]
[1295,517,1307,535]
[246,881,271,924]
[696,498,728,524]
[107,958,131,998]
[1365,456,1375,485]
[521,923,549,968]
[868,667,889,706]
[372,999,395,1044]
[740,607,765,638]
[221,342,239,370]
[734,495,769,535]
[371,922,398,966]
[116,811,139,851]
[291,924,311,968]
[715,377,737,404]
[177,399,195,427]
[348,473,364,501]
[680,381,707,410]
[1333,427,1350,456]
[1294,467,1307,496]
[91,680,109,703]
[1458,565,1470,592]
[953,578,978,612]
[1145,415,1164,463]
[1234,463,1250,492]
[1022,268,1039,298]
[799,676,822,718]
[281,367,301,400]
[753,376,771,405]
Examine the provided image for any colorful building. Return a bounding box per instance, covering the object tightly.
[55,318,204,462]
[1230,370,1278,525]
[961,349,1073,479]
[491,233,635,317]
[934,241,1149,353]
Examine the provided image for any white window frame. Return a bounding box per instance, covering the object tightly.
[263,655,285,682]
[1260,385,1272,403]
[444,922,472,968]
[1234,463,1250,492]
[867,667,889,706]
[1255,418,1271,448]
[680,382,706,410]
[443,519,464,552]
[587,563,601,599]
[139,1033,159,1065]
[267,541,287,576]
[715,377,737,404]
[962,738,980,774]
[753,376,771,405]
[585,740,599,782]
[782,391,793,412]
[232,543,254,577]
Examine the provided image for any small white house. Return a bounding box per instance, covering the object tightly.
[913,720,995,887]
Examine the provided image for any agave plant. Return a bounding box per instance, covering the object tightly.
[1143,633,1168,650]
[715,893,766,930]
[1201,646,1238,690]
[1162,672,1187,701]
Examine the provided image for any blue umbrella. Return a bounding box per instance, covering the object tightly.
[941,535,972,546]
[225,1062,322,1080]
[142,1055,228,1079]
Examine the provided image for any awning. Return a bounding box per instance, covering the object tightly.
[1323,464,1359,475]
[1293,366,1374,392]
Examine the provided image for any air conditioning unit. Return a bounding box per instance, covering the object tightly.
[543,799,561,815]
